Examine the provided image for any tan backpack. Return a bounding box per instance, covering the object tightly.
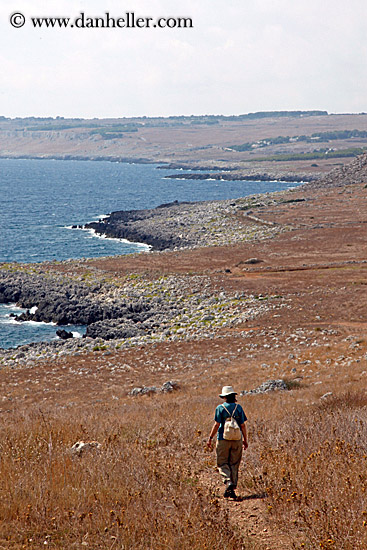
[222,404,242,440]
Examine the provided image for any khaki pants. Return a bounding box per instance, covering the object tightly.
[216,439,243,488]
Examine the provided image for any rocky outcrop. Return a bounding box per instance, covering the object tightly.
[240,379,289,395]
[0,270,158,326]
[0,269,179,339]
[0,193,291,350]
[130,380,180,396]
[56,329,74,340]
[0,266,275,361]
[85,202,194,250]
[84,195,286,251]
[307,152,367,188]
[0,270,105,325]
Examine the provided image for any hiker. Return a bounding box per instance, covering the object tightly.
[207,385,248,499]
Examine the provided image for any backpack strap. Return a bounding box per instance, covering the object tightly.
[222,403,238,418]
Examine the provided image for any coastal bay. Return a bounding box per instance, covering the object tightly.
[0,158,297,264]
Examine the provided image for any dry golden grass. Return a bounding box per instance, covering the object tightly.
[2,385,367,549]
[0,396,249,550]
[2,335,367,550]
[243,391,367,549]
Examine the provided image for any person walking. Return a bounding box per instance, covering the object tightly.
[207,385,248,499]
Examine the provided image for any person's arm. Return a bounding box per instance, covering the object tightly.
[240,422,248,450]
[207,421,220,449]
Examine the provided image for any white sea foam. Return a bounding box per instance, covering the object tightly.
[0,317,20,325]
[29,306,38,314]
[0,304,25,324]
[2,303,24,311]
[65,224,151,251]
[84,228,151,250]
[21,320,57,327]
[0,318,56,328]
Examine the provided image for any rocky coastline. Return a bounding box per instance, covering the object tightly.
[0,266,282,366]
[84,193,290,251]
[6,143,361,364]
[0,190,293,362]
[163,172,313,183]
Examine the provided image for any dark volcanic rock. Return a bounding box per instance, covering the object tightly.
[85,320,145,340]
[0,271,95,325]
[84,201,201,250]
[81,192,288,252]
[0,270,147,328]
[56,329,74,340]
[0,268,180,343]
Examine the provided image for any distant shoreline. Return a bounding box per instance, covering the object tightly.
[163,172,309,183]
[0,154,314,184]
[0,153,157,164]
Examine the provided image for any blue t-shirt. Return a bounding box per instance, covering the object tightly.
[214,402,247,440]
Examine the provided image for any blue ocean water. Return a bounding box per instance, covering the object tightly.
[0,159,299,263]
[0,158,300,348]
[0,304,86,349]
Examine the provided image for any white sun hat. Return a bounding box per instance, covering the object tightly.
[219,386,237,398]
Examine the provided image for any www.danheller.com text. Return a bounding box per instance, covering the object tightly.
[10,11,194,30]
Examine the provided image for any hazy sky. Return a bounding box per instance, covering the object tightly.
[1,0,367,118]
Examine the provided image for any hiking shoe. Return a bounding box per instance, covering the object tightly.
[224,483,235,498]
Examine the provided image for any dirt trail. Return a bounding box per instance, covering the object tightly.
[199,462,295,550]
[222,495,293,550]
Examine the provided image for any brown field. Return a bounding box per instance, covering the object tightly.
[3,113,367,177]
[1,179,367,548]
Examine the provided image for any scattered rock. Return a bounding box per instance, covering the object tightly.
[320,392,333,400]
[56,329,73,340]
[161,380,180,392]
[130,386,158,396]
[70,440,102,456]
[241,379,288,395]
[0,268,275,363]
[130,380,179,397]
[84,196,286,251]
[243,258,263,265]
